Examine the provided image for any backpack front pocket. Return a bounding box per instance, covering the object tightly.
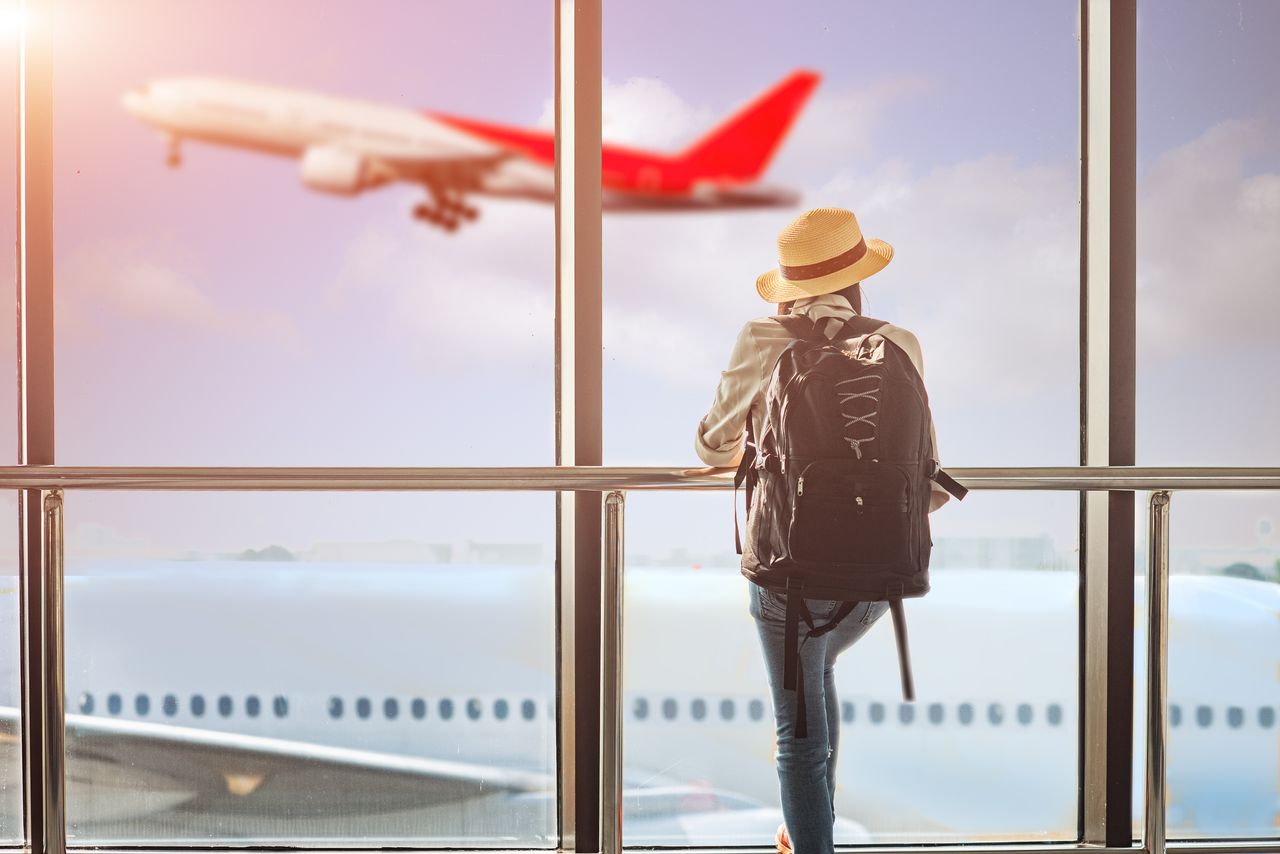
[788,460,913,566]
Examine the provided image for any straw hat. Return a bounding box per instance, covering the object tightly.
[756,207,894,303]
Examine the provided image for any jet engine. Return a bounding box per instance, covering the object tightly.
[299,146,383,195]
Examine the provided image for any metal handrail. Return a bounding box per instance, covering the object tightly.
[0,465,1276,490]
[18,469,1280,854]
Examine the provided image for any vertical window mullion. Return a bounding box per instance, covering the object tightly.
[1081,0,1137,846]
[17,1,60,852]
[555,0,602,850]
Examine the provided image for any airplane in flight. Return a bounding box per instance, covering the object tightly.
[119,71,819,232]
[0,565,1275,845]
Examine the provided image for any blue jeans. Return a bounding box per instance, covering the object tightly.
[749,583,888,854]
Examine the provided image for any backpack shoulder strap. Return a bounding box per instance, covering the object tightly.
[837,314,889,338]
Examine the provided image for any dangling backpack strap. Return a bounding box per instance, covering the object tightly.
[931,464,969,501]
[889,598,916,702]
[732,419,758,555]
[781,589,858,739]
[781,587,814,739]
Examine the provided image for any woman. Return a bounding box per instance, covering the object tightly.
[694,207,949,854]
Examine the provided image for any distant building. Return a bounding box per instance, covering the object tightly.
[303,540,454,563]
[461,542,543,564]
[932,535,1068,571]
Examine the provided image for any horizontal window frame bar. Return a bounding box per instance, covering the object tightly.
[0,844,1271,854]
[0,466,1274,491]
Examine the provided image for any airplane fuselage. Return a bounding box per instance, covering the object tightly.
[2,565,1274,843]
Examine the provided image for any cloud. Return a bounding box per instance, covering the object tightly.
[1136,118,1280,352]
[538,76,717,150]
[326,194,554,376]
[771,75,931,183]
[58,238,308,355]
[537,73,926,161]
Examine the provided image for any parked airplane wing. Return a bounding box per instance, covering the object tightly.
[0,705,550,818]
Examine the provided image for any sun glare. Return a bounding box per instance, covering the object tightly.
[0,2,28,41]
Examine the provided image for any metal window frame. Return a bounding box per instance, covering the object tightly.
[554,0,603,852]
[1080,0,1137,846]
[17,2,60,854]
[10,2,1266,854]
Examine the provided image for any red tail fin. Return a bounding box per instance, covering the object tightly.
[676,70,820,182]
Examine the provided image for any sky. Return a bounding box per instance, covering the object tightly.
[0,0,1275,562]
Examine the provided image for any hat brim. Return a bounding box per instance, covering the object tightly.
[756,238,894,303]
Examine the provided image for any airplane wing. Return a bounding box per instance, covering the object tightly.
[0,705,550,818]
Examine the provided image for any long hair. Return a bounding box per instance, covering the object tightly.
[778,282,863,315]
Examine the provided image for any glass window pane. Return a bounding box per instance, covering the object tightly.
[63,492,556,846]
[51,0,553,465]
[1137,0,1280,466]
[0,0,16,463]
[2,0,21,840]
[606,0,1080,845]
[1133,492,1280,841]
[0,493,20,843]
[622,492,1078,845]
[1136,0,1280,841]
[603,0,1079,468]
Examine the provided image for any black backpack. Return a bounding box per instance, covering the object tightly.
[733,313,967,737]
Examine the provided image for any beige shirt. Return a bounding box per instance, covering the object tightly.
[695,293,950,510]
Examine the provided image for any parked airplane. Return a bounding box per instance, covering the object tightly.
[119,71,819,231]
[0,566,1275,845]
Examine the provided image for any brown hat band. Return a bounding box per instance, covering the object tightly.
[778,238,868,281]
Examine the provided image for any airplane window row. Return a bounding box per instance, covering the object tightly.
[629,698,1067,727]
[326,696,541,722]
[76,692,290,719]
[73,692,545,723]
[629,698,1280,729]
[1169,703,1277,730]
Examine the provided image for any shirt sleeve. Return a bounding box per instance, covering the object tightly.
[695,322,765,467]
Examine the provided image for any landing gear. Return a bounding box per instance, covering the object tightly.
[165,134,182,168]
[413,186,479,231]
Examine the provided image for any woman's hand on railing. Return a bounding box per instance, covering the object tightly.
[681,465,738,477]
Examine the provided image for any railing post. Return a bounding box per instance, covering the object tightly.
[42,490,66,854]
[600,491,625,854]
[1144,490,1171,854]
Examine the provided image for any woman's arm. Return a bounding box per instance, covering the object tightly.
[694,322,765,468]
